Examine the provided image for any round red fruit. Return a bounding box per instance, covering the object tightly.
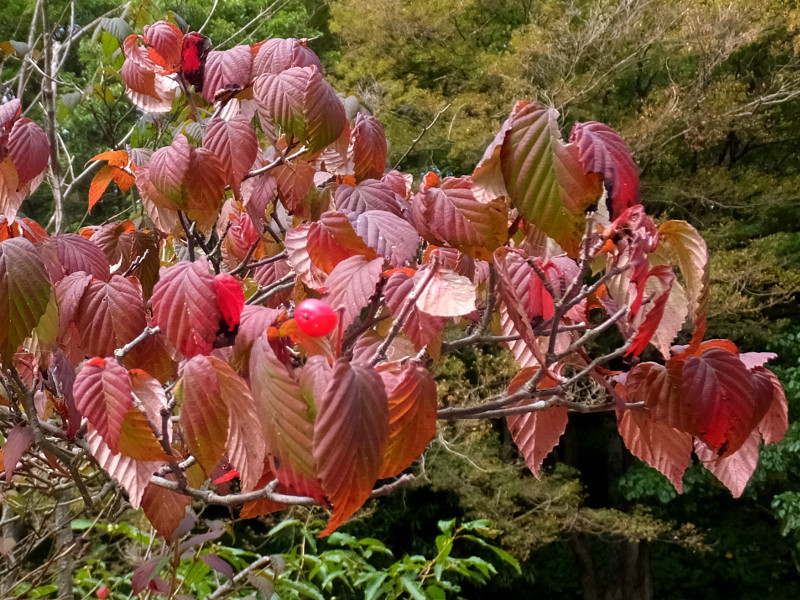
[96,586,109,599]
[295,299,337,337]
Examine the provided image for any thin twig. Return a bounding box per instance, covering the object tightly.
[392,103,451,169]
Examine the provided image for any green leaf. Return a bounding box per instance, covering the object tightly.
[101,17,132,43]
[268,519,301,537]
[400,574,426,600]
[364,572,388,600]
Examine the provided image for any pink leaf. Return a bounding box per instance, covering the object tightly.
[348,210,420,267]
[143,21,183,72]
[204,116,259,195]
[617,408,692,492]
[335,179,406,218]
[508,405,569,478]
[151,259,222,357]
[136,134,191,211]
[416,268,476,317]
[3,424,34,482]
[73,358,133,453]
[754,367,788,445]
[141,480,191,541]
[202,45,253,103]
[251,38,322,77]
[694,431,760,498]
[86,428,163,509]
[569,121,641,219]
[383,270,448,350]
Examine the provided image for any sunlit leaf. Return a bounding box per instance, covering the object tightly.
[323,255,384,330]
[314,359,388,536]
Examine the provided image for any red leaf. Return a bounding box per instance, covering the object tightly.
[200,554,234,579]
[497,102,602,256]
[242,172,278,228]
[625,265,677,357]
[204,116,259,195]
[143,21,183,72]
[351,113,387,181]
[6,118,50,184]
[626,361,692,433]
[285,223,328,289]
[3,424,34,482]
[88,164,114,212]
[251,38,323,77]
[383,270,448,350]
[141,480,191,541]
[181,32,211,83]
[682,348,763,453]
[569,121,641,219]
[379,362,437,479]
[86,428,164,509]
[213,274,244,331]
[323,255,384,330]
[754,367,788,445]
[74,275,148,360]
[151,259,222,357]
[90,223,159,297]
[74,359,133,453]
[121,35,159,100]
[507,400,568,478]
[348,210,420,267]
[314,359,389,536]
[201,45,253,103]
[0,237,54,361]
[251,259,294,308]
[307,211,378,274]
[51,233,111,281]
[250,334,324,501]
[695,431,760,498]
[186,147,227,216]
[617,408,692,492]
[272,157,317,216]
[412,176,508,260]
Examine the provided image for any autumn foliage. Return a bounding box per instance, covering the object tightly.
[0,21,787,554]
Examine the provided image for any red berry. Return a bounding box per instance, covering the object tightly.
[294,299,337,337]
[96,586,109,599]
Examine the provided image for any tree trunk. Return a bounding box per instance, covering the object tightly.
[569,534,653,600]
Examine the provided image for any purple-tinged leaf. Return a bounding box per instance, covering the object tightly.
[383,270,448,350]
[351,114,387,181]
[323,255,384,330]
[201,45,252,103]
[348,210,420,267]
[251,38,323,77]
[754,367,788,445]
[200,554,234,579]
[3,424,34,482]
[335,179,406,218]
[569,121,640,219]
[6,118,49,184]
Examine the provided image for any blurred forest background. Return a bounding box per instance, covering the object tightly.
[2,0,800,598]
